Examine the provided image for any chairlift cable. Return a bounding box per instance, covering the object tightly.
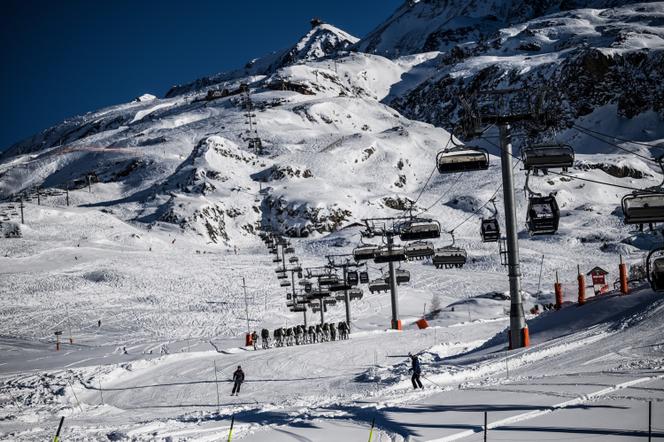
[415,171,465,217]
[410,136,453,209]
[571,125,658,163]
[481,137,657,193]
[573,123,664,151]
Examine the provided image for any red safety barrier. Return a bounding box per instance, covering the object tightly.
[619,262,629,295]
[521,327,530,347]
[391,319,402,331]
[245,333,253,347]
[416,319,429,329]
[554,282,563,310]
[578,273,586,306]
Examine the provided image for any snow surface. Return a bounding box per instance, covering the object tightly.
[1,1,664,440]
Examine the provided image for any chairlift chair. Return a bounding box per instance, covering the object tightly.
[285,247,295,254]
[368,279,390,293]
[373,245,407,263]
[395,269,410,284]
[346,271,359,286]
[323,299,337,307]
[399,219,441,241]
[621,192,664,225]
[319,274,340,286]
[289,256,299,264]
[526,194,560,235]
[329,283,352,292]
[280,281,291,288]
[521,144,575,171]
[359,271,370,284]
[353,245,378,261]
[348,288,364,301]
[277,273,288,280]
[290,305,306,312]
[433,247,467,269]
[272,257,282,263]
[404,241,435,260]
[436,146,489,174]
[646,247,664,291]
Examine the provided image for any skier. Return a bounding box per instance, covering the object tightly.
[251,331,258,350]
[322,323,330,342]
[338,321,348,340]
[231,365,245,396]
[261,328,270,349]
[294,325,302,345]
[329,322,337,341]
[285,327,294,346]
[408,352,423,389]
[315,324,323,342]
[308,325,316,343]
[273,328,282,347]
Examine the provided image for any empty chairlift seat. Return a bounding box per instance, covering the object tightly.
[432,247,467,269]
[348,288,364,301]
[526,194,560,235]
[399,219,441,241]
[368,279,390,293]
[436,146,489,174]
[353,245,378,261]
[480,218,500,242]
[405,241,435,260]
[318,274,339,286]
[373,245,407,263]
[522,144,575,171]
[621,192,664,225]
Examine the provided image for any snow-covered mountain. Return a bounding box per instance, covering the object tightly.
[1,2,663,247]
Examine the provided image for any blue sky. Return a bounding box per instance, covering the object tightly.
[0,0,401,150]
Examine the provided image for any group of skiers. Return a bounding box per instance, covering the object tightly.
[251,321,350,350]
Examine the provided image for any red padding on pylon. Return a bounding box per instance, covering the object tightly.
[521,328,530,347]
[416,319,429,329]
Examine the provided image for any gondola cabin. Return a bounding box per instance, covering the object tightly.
[480,218,500,242]
[621,192,664,225]
[432,247,467,269]
[436,146,489,174]
[522,144,575,171]
[647,247,664,291]
[399,219,441,241]
[373,245,407,263]
[359,271,370,284]
[353,245,378,261]
[346,271,359,286]
[526,195,560,235]
[405,241,435,260]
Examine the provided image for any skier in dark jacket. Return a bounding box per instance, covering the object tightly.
[231,365,245,396]
[409,353,423,389]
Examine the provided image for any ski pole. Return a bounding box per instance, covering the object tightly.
[421,375,444,389]
[368,415,376,442]
[227,415,235,442]
[53,416,65,442]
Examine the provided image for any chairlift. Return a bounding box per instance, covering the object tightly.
[319,274,339,286]
[285,247,295,254]
[368,279,390,293]
[353,245,378,261]
[272,257,282,263]
[399,219,441,241]
[373,245,407,263]
[522,144,575,171]
[277,273,288,280]
[323,299,337,307]
[480,198,500,243]
[646,247,664,291]
[404,241,435,260]
[359,271,370,284]
[348,288,364,301]
[329,283,352,292]
[289,256,299,264]
[621,192,664,225]
[436,146,489,174]
[280,281,291,287]
[290,305,306,312]
[526,194,560,235]
[432,232,467,269]
[346,271,359,286]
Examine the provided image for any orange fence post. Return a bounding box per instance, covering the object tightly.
[619,255,629,295]
[391,319,402,331]
[521,327,530,347]
[577,265,586,306]
[554,271,563,310]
